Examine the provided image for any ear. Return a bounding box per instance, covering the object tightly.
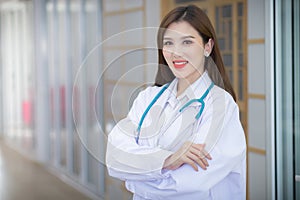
[204,38,214,57]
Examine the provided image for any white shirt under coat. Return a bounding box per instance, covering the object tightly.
[106,71,246,200]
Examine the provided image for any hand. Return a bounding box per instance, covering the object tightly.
[163,141,212,171]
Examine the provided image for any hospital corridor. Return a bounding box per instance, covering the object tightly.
[0,141,92,200]
[0,0,299,199]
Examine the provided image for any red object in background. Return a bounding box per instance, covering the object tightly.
[22,101,32,126]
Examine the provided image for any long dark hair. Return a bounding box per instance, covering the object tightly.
[155,5,236,101]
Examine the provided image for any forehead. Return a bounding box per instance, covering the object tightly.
[164,21,199,38]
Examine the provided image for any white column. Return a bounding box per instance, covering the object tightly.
[34,0,50,163]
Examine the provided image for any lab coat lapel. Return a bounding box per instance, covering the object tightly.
[157,79,200,135]
[157,72,213,150]
[137,82,175,145]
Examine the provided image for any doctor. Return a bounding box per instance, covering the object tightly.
[106,5,246,200]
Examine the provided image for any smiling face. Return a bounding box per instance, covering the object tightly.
[162,21,207,85]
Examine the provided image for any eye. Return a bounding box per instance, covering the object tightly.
[163,41,173,46]
[183,40,193,45]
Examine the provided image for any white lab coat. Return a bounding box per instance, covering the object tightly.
[106,72,246,200]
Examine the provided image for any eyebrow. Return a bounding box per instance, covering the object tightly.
[163,35,195,40]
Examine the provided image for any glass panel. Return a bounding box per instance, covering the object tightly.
[249,153,267,200]
[215,7,219,33]
[294,0,300,198]
[70,0,81,176]
[73,131,81,175]
[104,50,124,81]
[122,28,144,46]
[229,70,233,84]
[238,2,243,17]
[3,1,35,151]
[124,11,143,30]
[239,53,243,67]
[222,5,232,18]
[223,54,232,66]
[123,0,143,9]
[238,70,243,100]
[104,0,121,12]
[47,0,62,166]
[105,15,123,46]
[218,38,225,50]
[122,85,143,113]
[87,155,98,186]
[105,83,123,118]
[58,2,67,168]
[86,0,101,186]
[275,0,294,198]
[123,49,145,83]
[295,58,300,197]
[228,21,232,50]
[238,20,243,50]
[221,20,225,34]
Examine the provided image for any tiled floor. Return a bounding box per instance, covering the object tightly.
[0,141,92,200]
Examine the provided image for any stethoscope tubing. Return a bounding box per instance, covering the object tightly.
[135,82,214,144]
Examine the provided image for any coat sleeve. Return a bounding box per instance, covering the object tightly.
[106,87,173,181]
[125,90,246,198]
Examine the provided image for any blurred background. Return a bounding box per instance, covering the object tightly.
[0,0,299,199]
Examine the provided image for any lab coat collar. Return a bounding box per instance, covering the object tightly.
[166,71,213,108]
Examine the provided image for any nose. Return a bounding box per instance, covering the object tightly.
[172,45,183,57]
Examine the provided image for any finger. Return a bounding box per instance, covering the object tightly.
[198,151,206,159]
[186,159,198,171]
[191,144,212,160]
[182,155,199,171]
[190,145,206,159]
[195,158,207,170]
[200,156,209,167]
[187,152,207,170]
[190,145,203,155]
[192,152,209,167]
[202,149,212,160]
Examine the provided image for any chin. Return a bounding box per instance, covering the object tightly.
[174,74,189,80]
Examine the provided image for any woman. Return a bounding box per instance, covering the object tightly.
[106,5,246,200]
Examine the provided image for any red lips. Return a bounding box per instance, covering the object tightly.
[173,60,188,69]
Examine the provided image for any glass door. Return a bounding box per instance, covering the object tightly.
[294,0,300,198]
[275,0,300,199]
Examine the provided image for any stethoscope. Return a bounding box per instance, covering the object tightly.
[135,81,215,144]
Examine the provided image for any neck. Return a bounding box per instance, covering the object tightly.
[177,70,203,97]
